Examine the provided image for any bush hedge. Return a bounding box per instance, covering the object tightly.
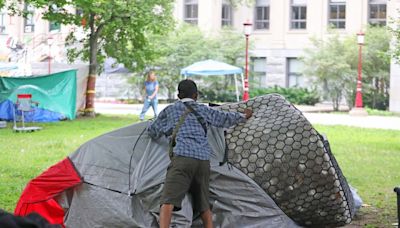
[249,86,320,105]
[200,86,320,105]
[200,89,238,103]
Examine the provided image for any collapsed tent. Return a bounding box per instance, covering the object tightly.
[15,94,355,227]
[0,70,77,122]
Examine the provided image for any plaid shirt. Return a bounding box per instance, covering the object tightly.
[148,98,246,160]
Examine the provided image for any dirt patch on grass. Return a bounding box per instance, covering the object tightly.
[344,206,397,228]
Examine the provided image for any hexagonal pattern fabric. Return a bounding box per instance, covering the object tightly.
[217,94,354,226]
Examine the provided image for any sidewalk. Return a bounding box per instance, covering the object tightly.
[303,113,400,131]
[94,102,400,131]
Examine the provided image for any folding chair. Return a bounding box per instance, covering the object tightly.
[13,94,42,132]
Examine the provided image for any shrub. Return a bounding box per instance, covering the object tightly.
[249,86,320,105]
[363,91,389,111]
[200,86,320,105]
[200,89,237,103]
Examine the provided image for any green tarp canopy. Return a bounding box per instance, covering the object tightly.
[0,70,77,119]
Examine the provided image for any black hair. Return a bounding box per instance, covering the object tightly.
[178,79,198,99]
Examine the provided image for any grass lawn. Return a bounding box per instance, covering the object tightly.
[0,114,137,212]
[0,115,399,226]
[316,125,400,226]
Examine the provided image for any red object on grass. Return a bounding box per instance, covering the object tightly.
[14,158,82,226]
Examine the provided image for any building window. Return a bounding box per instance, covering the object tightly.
[48,4,61,31]
[221,1,233,26]
[0,11,6,34]
[369,0,386,26]
[328,0,346,29]
[254,0,270,30]
[24,3,35,33]
[287,58,304,87]
[49,22,60,31]
[251,57,267,86]
[184,0,198,25]
[290,0,307,29]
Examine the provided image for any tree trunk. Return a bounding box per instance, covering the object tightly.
[168,88,174,101]
[332,94,340,111]
[372,78,378,109]
[85,65,97,117]
[84,14,99,117]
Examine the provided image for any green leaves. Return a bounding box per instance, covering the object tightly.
[21,0,175,74]
[250,86,320,105]
[145,24,245,99]
[302,26,390,110]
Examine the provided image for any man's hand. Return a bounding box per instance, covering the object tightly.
[244,108,252,119]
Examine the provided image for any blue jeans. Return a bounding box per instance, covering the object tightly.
[139,98,158,120]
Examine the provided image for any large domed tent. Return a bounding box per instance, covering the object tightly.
[15,94,356,227]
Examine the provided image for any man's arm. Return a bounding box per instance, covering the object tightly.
[201,105,252,128]
[147,108,168,139]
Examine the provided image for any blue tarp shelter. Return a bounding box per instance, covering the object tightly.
[180,60,243,101]
[0,70,77,122]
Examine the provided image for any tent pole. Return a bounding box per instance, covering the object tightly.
[234,74,239,102]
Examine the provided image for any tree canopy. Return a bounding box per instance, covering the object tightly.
[302,34,355,110]
[301,26,390,110]
[5,0,175,115]
[146,25,245,100]
[18,0,175,71]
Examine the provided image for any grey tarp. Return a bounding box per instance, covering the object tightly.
[54,94,356,227]
[62,122,299,228]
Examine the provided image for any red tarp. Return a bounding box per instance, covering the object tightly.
[14,158,82,226]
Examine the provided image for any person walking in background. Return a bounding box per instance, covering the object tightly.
[139,71,159,121]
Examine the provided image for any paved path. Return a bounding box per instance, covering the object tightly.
[303,113,400,131]
[95,102,400,131]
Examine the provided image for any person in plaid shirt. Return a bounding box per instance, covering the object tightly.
[148,79,252,228]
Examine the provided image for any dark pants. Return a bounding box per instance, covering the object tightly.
[160,156,210,213]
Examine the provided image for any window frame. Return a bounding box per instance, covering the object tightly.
[221,1,233,27]
[24,3,35,33]
[49,21,61,31]
[286,57,304,87]
[0,11,6,34]
[250,57,267,86]
[184,0,198,25]
[254,0,270,30]
[368,0,387,26]
[290,0,307,30]
[49,4,61,31]
[328,0,346,29]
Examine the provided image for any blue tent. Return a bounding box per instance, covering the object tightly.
[181,59,243,76]
[180,60,243,101]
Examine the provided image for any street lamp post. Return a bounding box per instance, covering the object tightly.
[350,32,368,116]
[355,32,364,108]
[47,36,54,74]
[243,21,252,101]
